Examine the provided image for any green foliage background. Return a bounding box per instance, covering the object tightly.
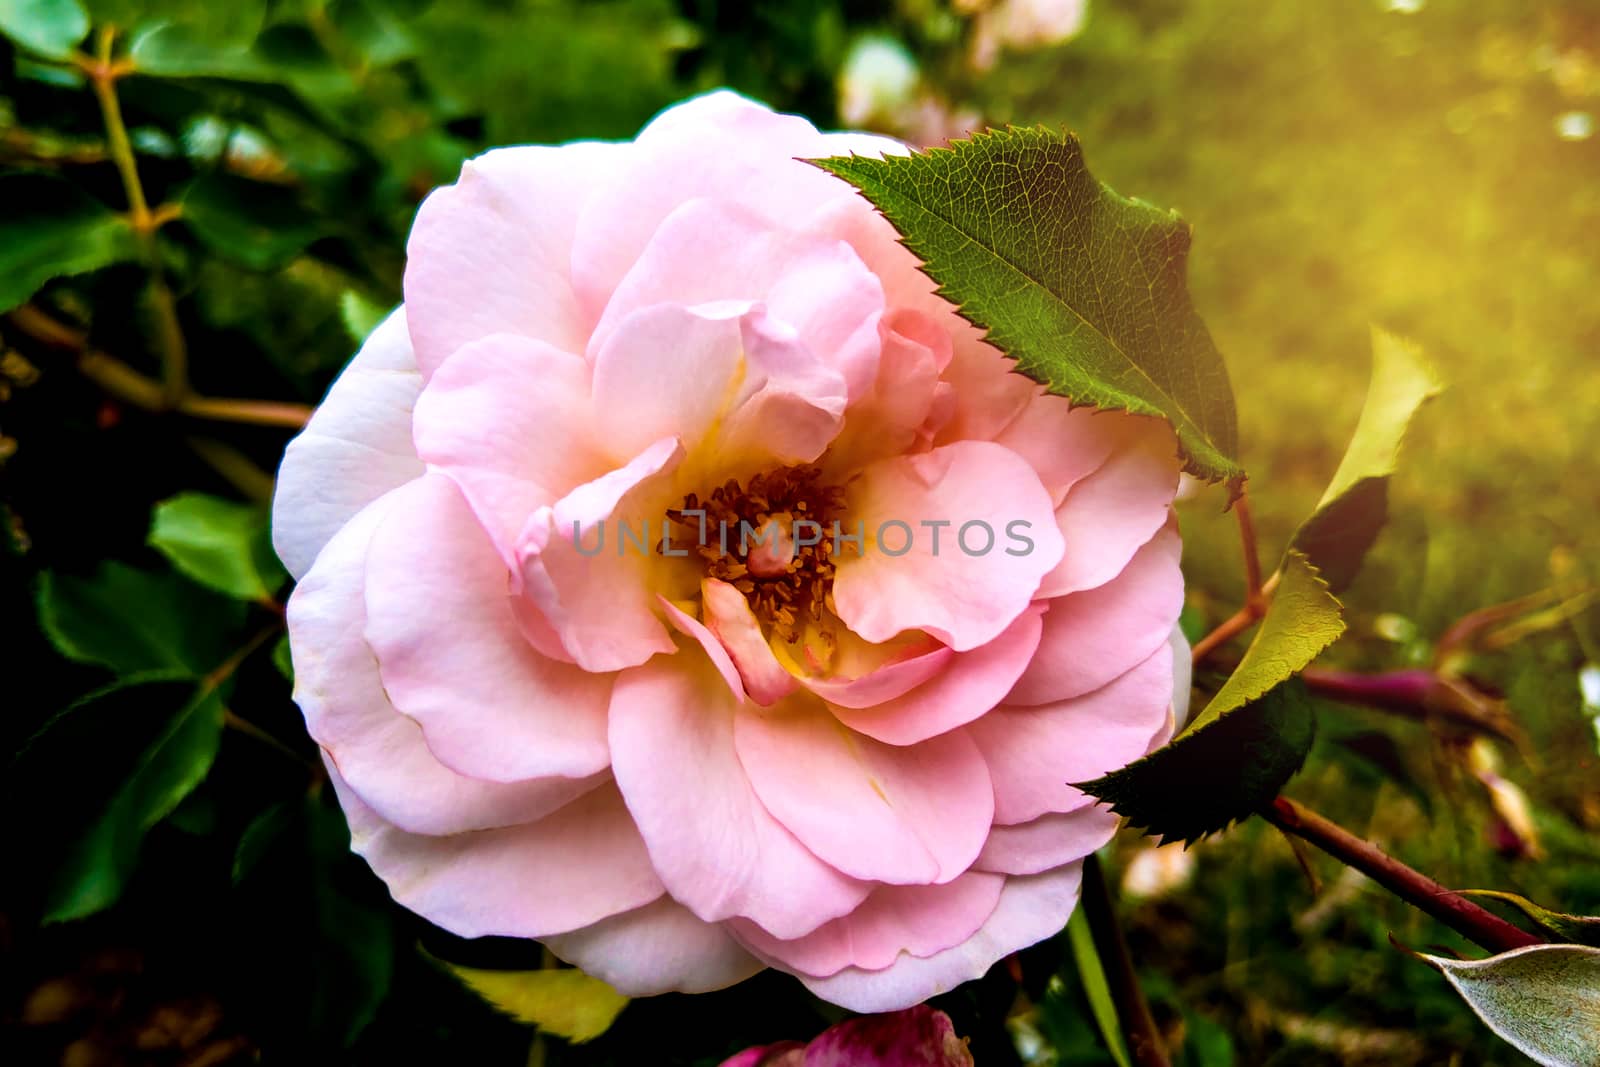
[2,0,1597,1064]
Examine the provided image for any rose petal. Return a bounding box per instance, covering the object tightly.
[404,142,626,376]
[1007,522,1182,706]
[701,578,799,706]
[364,473,612,783]
[291,491,602,834]
[831,441,1064,652]
[734,698,993,885]
[970,641,1177,826]
[609,655,870,939]
[803,1006,976,1067]
[731,871,1003,978]
[974,807,1120,876]
[829,605,1044,746]
[332,766,663,940]
[797,864,1085,1013]
[545,896,764,996]
[272,308,423,580]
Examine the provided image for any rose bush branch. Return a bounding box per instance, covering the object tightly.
[1260,796,1543,954]
[1081,855,1171,1067]
[6,305,313,429]
[1191,490,1280,665]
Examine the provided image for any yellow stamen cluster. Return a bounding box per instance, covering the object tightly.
[667,465,846,641]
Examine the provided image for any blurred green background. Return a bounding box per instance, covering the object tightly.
[3,0,1597,1064]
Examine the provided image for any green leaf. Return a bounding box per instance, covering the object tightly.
[232,794,394,1048]
[272,632,294,681]
[1456,891,1600,949]
[0,173,140,313]
[1079,679,1316,846]
[1414,943,1600,1067]
[36,561,246,675]
[339,289,390,345]
[1079,552,1341,843]
[180,172,324,272]
[1290,327,1441,591]
[1186,551,1345,734]
[1066,908,1133,1067]
[0,0,88,59]
[10,674,226,921]
[437,959,629,1043]
[816,128,1242,489]
[148,491,286,601]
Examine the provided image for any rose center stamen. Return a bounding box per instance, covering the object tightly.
[666,465,845,642]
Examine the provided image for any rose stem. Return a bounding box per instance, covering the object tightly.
[1259,796,1542,954]
[1191,490,1278,665]
[1080,854,1172,1067]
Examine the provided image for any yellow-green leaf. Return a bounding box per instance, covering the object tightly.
[1185,550,1345,735]
[440,962,628,1043]
[1417,944,1600,1067]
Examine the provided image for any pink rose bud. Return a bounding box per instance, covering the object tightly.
[719,1006,974,1066]
[273,91,1188,1011]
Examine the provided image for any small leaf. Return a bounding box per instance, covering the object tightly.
[149,491,286,601]
[0,173,140,313]
[9,674,227,921]
[439,961,628,1043]
[37,562,245,675]
[1066,908,1133,1067]
[1415,943,1600,1067]
[1186,551,1345,735]
[0,0,88,60]
[180,172,324,272]
[816,128,1242,489]
[1457,891,1600,949]
[272,632,294,681]
[339,290,390,345]
[1291,327,1441,591]
[1079,679,1316,845]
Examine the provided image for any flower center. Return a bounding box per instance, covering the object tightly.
[667,465,846,641]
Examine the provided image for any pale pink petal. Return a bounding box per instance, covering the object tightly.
[933,330,1038,445]
[545,896,764,996]
[701,578,798,705]
[798,864,1085,1013]
[714,309,850,467]
[734,698,993,885]
[404,142,626,376]
[969,642,1176,826]
[572,92,897,320]
[731,872,1003,978]
[1007,523,1183,706]
[990,393,1132,505]
[412,333,607,552]
[831,441,1063,652]
[658,595,745,702]
[291,492,602,834]
[830,605,1044,746]
[1034,426,1182,598]
[825,308,955,470]
[801,637,952,710]
[273,308,423,580]
[332,767,664,939]
[609,655,870,939]
[590,198,883,403]
[974,807,1120,876]
[516,438,683,672]
[1170,623,1194,729]
[364,473,612,783]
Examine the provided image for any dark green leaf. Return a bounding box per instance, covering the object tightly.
[1289,328,1441,591]
[233,793,394,1049]
[1456,891,1600,949]
[10,674,226,921]
[36,561,246,675]
[1079,679,1315,845]
[0,173,140,313]
[180,171,325,272]
[148,490,286,600]
[92,0,264,49]
[272,631,294,681]
[1413,943,1600,1066]
[0,0,88,59]
[816,128,1242,489]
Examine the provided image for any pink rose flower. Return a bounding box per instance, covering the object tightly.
[273,91,1189,1012]
[719,1005,974,1066]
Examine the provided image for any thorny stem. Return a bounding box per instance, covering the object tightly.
[1081,855,1171,1067]
[1191,491,1277,665]
[5,305,312,430]
[1260,797,1543,954]
[85,28,189,403]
